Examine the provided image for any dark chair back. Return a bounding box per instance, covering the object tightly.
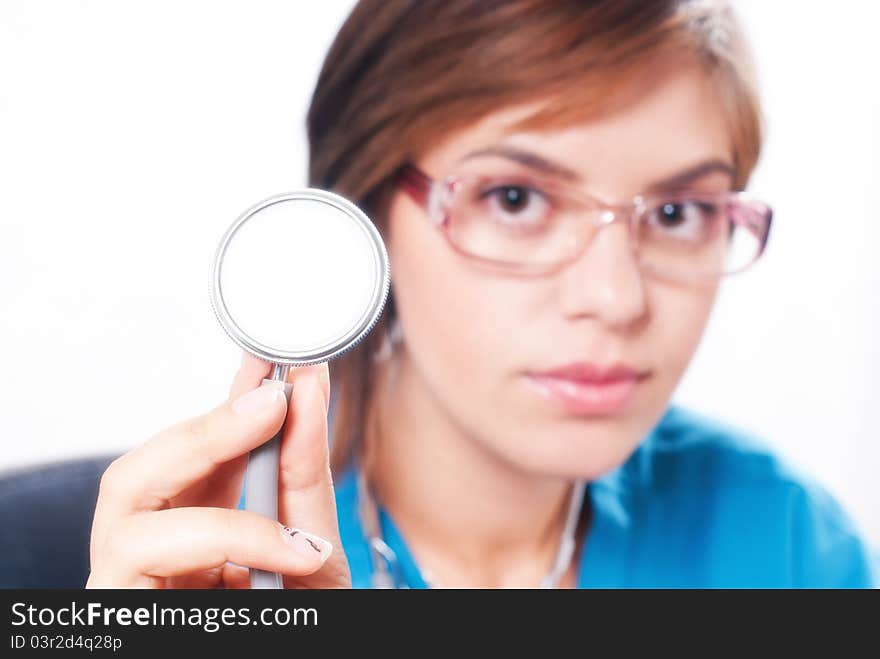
[0,455,118,588]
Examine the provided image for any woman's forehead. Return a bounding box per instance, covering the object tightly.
[421,63,733,193]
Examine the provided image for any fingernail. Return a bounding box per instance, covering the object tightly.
[280,526,333,563]
[232,383,283,416]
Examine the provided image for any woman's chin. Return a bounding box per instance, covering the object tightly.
[483,424,641,481]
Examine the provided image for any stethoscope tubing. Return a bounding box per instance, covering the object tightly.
[245,364,292,589]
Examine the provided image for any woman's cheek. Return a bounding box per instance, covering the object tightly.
[388,208,503,407]
[648,281,718,401]
[433,277,513,395]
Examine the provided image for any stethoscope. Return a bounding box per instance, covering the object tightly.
[210,189,391,589]
[357,466,589,589]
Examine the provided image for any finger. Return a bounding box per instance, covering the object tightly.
[221,562,251,589]
[228,350,275,401]
[114,381,287,508]
[88,508,333,588]
[278,362,342,548]
[91,375,288,563]
[172,350,275,508]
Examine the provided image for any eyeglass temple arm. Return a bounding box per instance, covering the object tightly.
[729,198,773,256]
[395,164,433,208]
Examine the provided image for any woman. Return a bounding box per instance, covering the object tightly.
[86,0,877,588]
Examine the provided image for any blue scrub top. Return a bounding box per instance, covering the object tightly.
[245,404,879,588]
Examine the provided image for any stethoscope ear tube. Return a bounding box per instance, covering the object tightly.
[357,467,409,588]
[245,376,294,589]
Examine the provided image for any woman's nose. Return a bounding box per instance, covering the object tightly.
[555,218,648,329]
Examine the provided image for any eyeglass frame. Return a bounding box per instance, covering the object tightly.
[394,162,773,281]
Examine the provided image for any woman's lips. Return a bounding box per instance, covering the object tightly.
[524,365,649,416]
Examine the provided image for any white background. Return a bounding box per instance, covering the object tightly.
[1,1,877,546]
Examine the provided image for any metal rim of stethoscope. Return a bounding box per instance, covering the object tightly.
[209,188,392,367]
[357,467,588,589]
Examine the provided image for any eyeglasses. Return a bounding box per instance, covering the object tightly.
[395,163,773,281]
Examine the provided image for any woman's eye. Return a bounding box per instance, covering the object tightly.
[481,185,551,229]
[645,200,718,242]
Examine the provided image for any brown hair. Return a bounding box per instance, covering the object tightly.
[306,0,763,477]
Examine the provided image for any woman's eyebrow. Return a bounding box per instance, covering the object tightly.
[457,145,581,181]
[645,159,736,192]
[458,147,736,191]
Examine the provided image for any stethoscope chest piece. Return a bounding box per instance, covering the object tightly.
[210,189,391,588]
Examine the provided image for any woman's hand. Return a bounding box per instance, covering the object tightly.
[86,351,351,588]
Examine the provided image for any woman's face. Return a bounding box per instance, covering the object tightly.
[386,61,734,479]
